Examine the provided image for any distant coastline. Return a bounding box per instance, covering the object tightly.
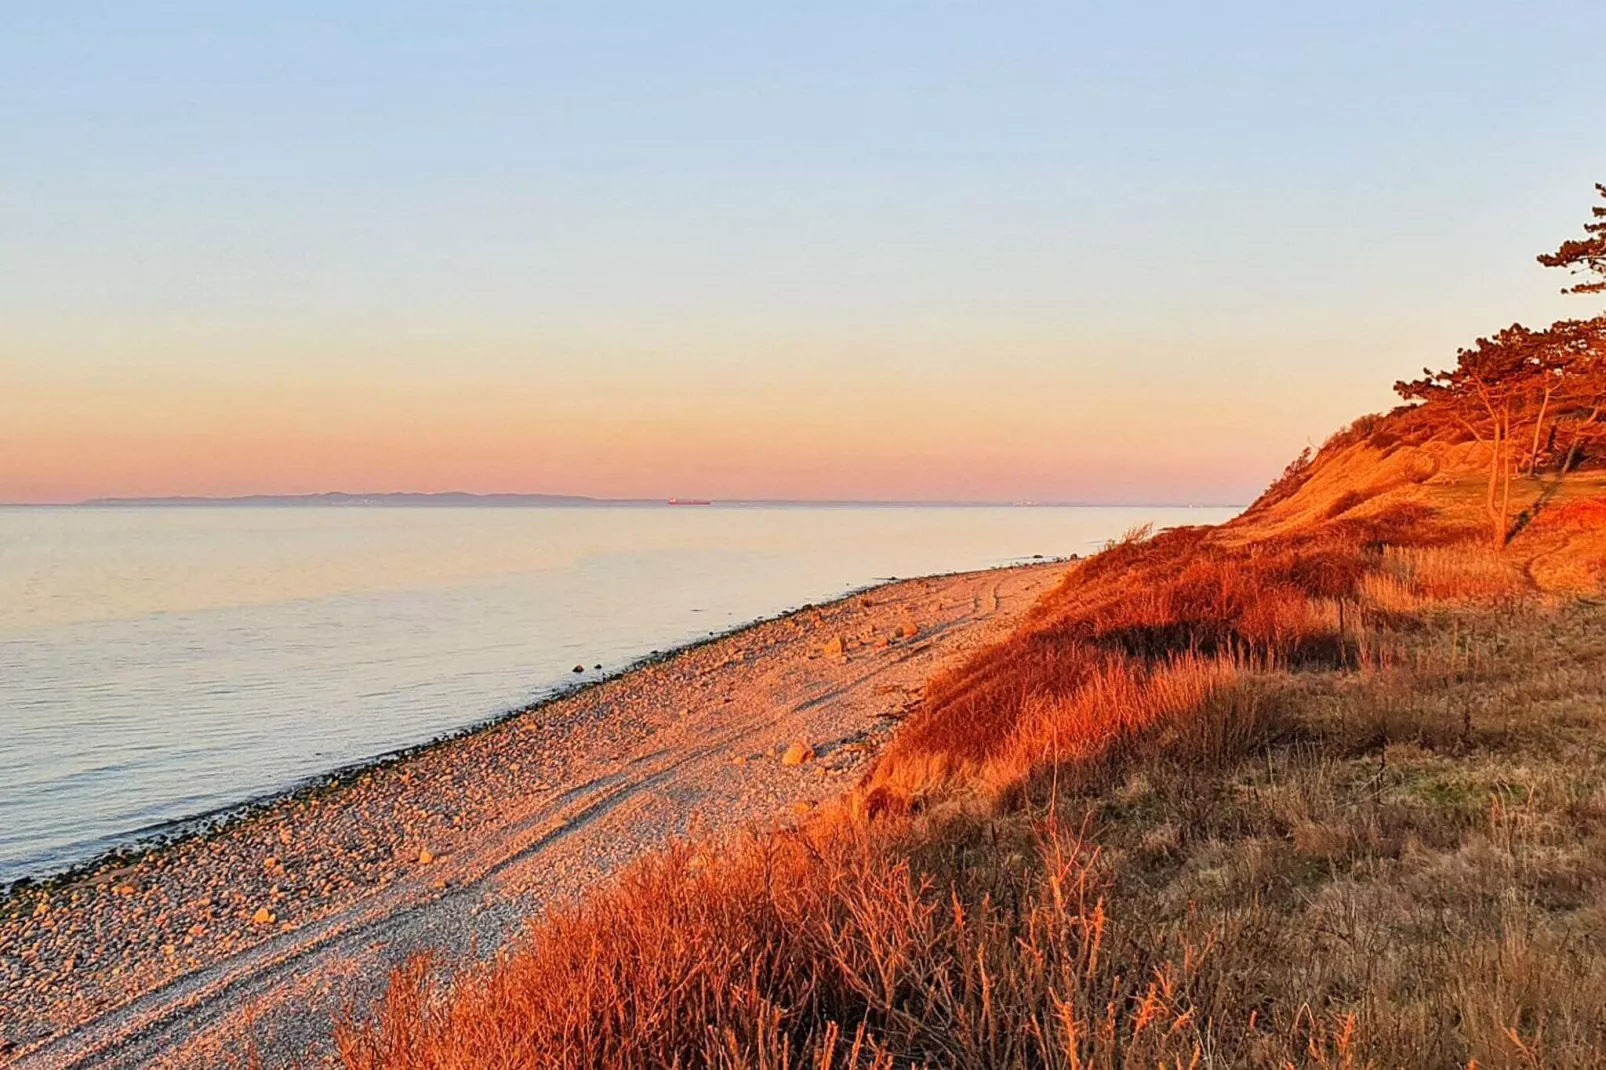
[77,491,616,508]
[35,492,1247,510]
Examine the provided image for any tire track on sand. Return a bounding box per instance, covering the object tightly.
[18,714,793,1070]
[9,563,1063,1069]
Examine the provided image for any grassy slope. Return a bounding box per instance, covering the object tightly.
[334,421,1606,1070]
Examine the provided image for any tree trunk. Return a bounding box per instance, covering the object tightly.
[1487,423,1507,549]
[1563,400,1603,473]
[1528,386,1553,475]
[1500,428,1514,547]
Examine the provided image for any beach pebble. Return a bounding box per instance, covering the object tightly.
[0,563,1052,1069]
[572,665,585,674]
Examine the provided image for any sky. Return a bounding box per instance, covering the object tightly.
[4,2,1605,504]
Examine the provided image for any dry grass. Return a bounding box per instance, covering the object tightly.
[1531,495,1606,531]
[337,600,1606,1068]
[334,674,1307,1070]
[977,652,1262,800]
[332,441,1606,1070]
[1100,601,1606,1068]
[1357,544,1528,613]
[858,507,1474,810]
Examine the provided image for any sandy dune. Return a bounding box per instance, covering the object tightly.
[2,562,1063,1069]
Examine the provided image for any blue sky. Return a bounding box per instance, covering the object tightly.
[4,2,1604,502]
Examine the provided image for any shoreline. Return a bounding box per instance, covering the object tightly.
[0,558,1065,900]
[1,560,1066,1069]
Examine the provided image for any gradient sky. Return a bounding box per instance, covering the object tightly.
[5,2,1605,504]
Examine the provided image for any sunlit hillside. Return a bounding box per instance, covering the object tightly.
[333,192,1606,1069]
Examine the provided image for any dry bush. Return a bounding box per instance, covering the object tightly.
[336,817,1228,1070]
[336,802,1375,1070]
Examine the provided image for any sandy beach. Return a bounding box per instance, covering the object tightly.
[0,561,1063,1069]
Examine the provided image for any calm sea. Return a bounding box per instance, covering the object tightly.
[0,504,1236,885]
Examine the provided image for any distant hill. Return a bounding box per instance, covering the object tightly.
[67,493,1230,509]
[78,491,624,507]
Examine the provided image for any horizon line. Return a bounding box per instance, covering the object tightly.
[7,490,1250,511]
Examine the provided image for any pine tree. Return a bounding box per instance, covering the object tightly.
[1537,183,1606,296]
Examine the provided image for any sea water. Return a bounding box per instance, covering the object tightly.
[0,504,1237,884]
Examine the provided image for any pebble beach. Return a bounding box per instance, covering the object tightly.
[1,561,1063,1069]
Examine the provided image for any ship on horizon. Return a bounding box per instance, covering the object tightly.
[666,497,712,506]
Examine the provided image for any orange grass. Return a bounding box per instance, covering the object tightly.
[861,505,1499,810]
[334,416,1606,1070]
[335,776,1308,1069]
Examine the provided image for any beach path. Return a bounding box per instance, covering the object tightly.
[2,562,1063,1069]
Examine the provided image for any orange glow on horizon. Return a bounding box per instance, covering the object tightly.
[4,365,1297,505]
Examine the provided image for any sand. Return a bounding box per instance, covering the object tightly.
[0,562,1063,1069]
